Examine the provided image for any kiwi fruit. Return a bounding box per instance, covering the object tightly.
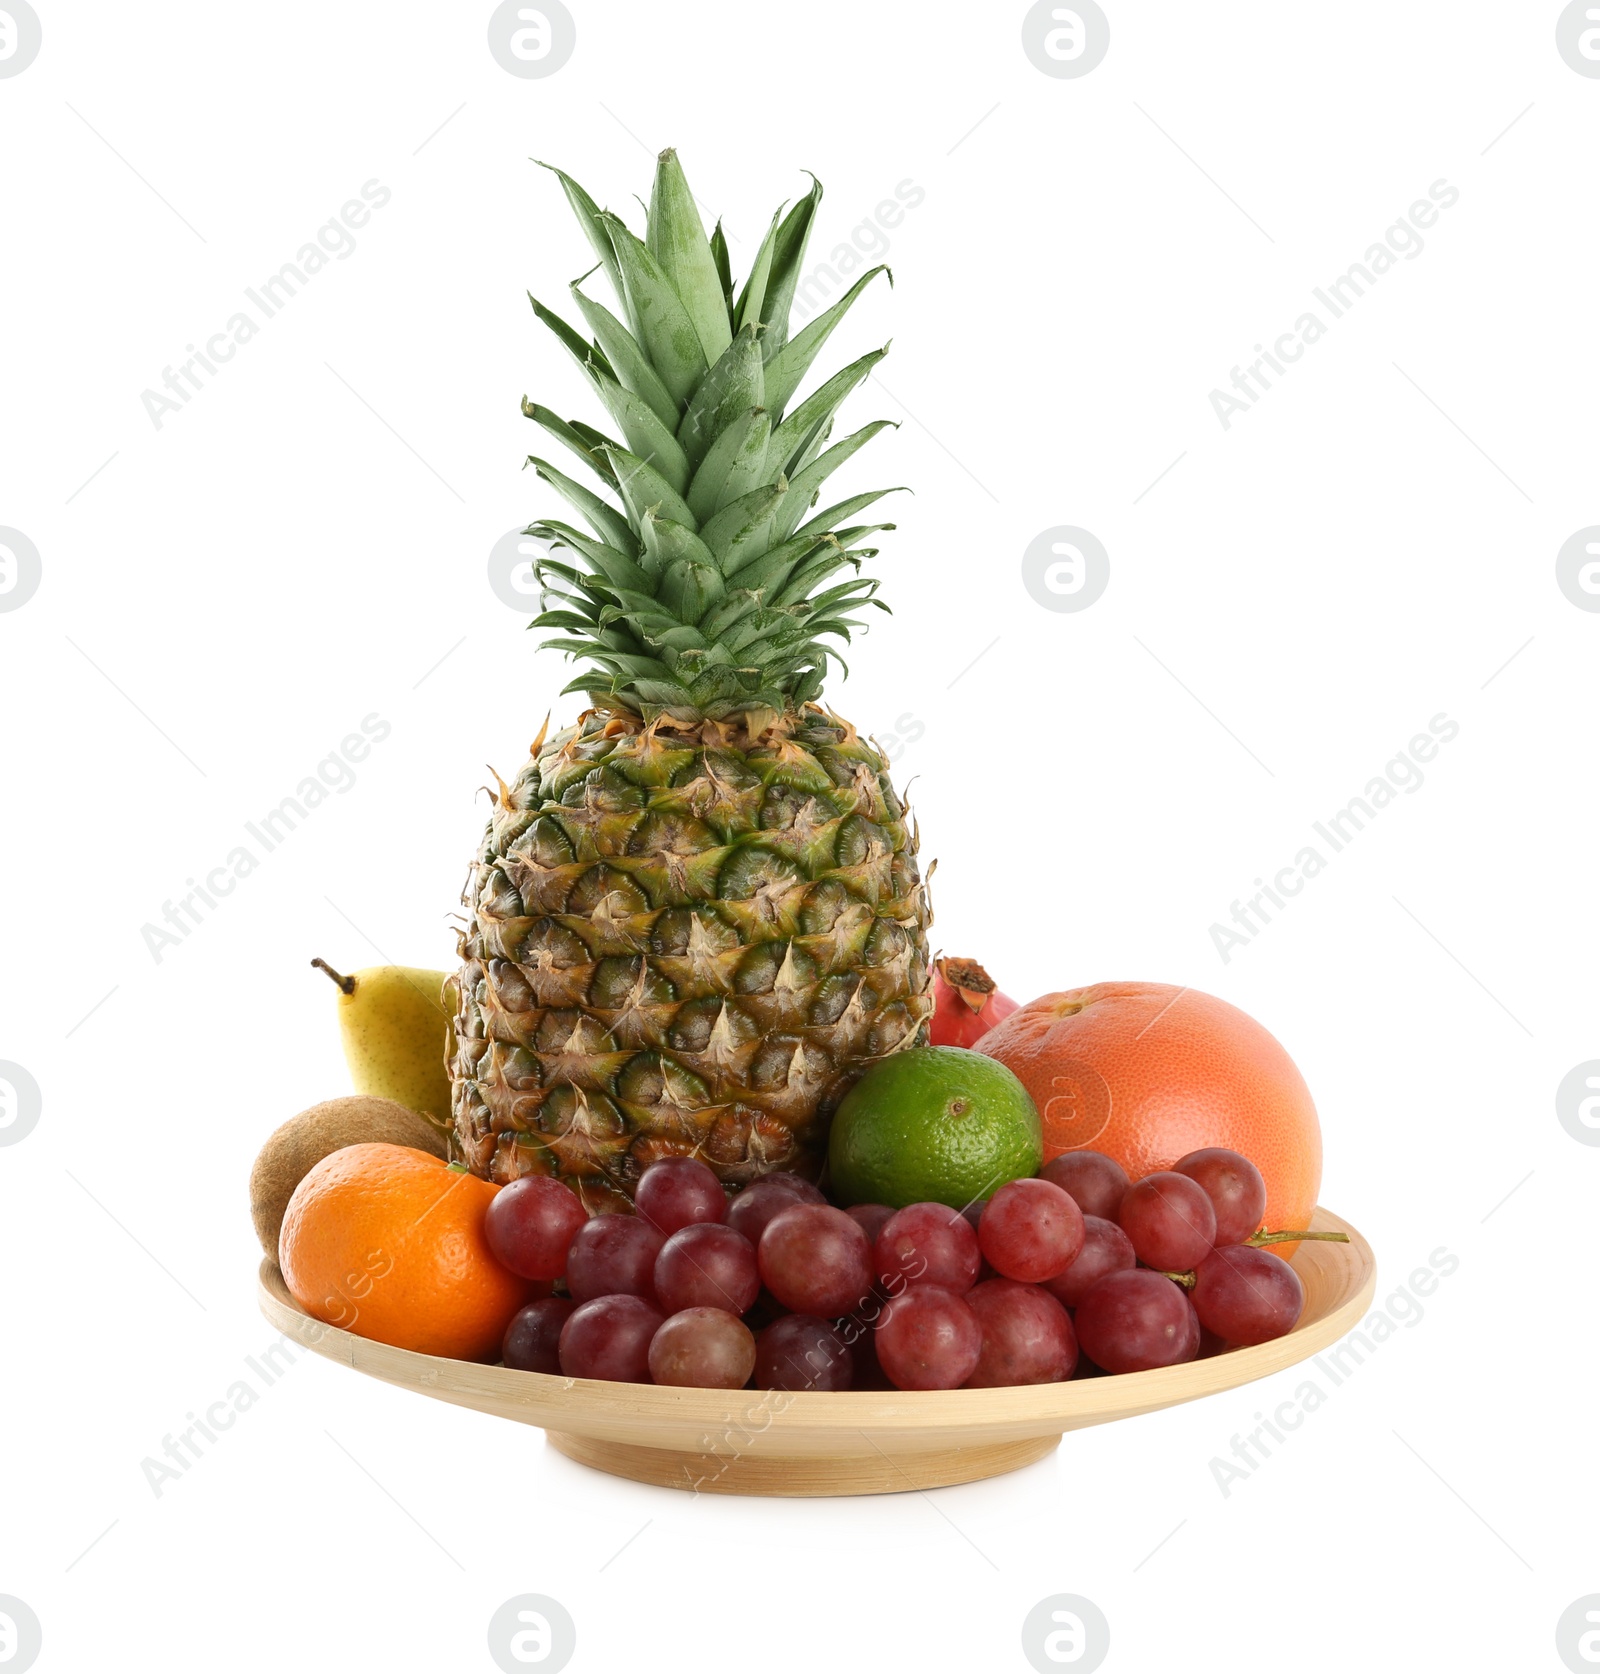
[250,1095,448,1258]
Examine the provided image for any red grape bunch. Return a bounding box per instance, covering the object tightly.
[485,1145,1344,1391]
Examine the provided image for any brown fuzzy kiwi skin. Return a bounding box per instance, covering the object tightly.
[250,1096,448,1258]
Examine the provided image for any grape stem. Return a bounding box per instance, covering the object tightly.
[1247,1228,1351,1247]
[1159,1269,1197,1289]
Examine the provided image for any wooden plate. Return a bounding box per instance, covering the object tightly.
[257,1205,1374,1497]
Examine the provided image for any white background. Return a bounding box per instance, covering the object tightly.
[2,2,1596,1670]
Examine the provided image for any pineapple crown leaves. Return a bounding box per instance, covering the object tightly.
[522,149,900,723]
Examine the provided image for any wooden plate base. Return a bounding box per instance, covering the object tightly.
[545,1430,1062,1496]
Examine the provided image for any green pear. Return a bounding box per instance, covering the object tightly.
[311,958,454,1128]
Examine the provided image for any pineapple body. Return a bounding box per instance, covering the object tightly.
[451,709,931,1203]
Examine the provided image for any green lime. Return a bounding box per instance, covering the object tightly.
[827,1046,1042,1209]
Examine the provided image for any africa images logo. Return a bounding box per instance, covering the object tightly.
[0,527,42,613]
[0,2,43,77]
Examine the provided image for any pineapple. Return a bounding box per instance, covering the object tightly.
[449,151,932,1206]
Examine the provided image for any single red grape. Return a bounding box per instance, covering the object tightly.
[483,1175,588,1280]
[1073,1269,1200,1374]
[726,1175,824,1244]
[1040,1151,1130,1220]
[758,1204,873,1317]
[653,1222,760,1315]
[565,1213,664,1303]
[753,1314,853,1391]
[767,1172,826,1199]
[874,1202,982,1295]
[1191,1244,1304,1345]
[558,1294,664,1382]
[1040,1215,1137,1307]
[1117,1171,1217,1271]
[963,1279,1077,1387]
[978,1178,1085,1282]
[634,1155,727,1235]
[502,1296,577,1374]
[875,1285,982,1390]
[647,1307,756,1388]
[1173,1147,1268,1246]
[845,1202,896,1245]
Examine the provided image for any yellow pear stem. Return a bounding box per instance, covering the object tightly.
[311,957,356,996]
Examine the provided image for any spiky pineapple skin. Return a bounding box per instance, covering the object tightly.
[449,707,932,1206]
